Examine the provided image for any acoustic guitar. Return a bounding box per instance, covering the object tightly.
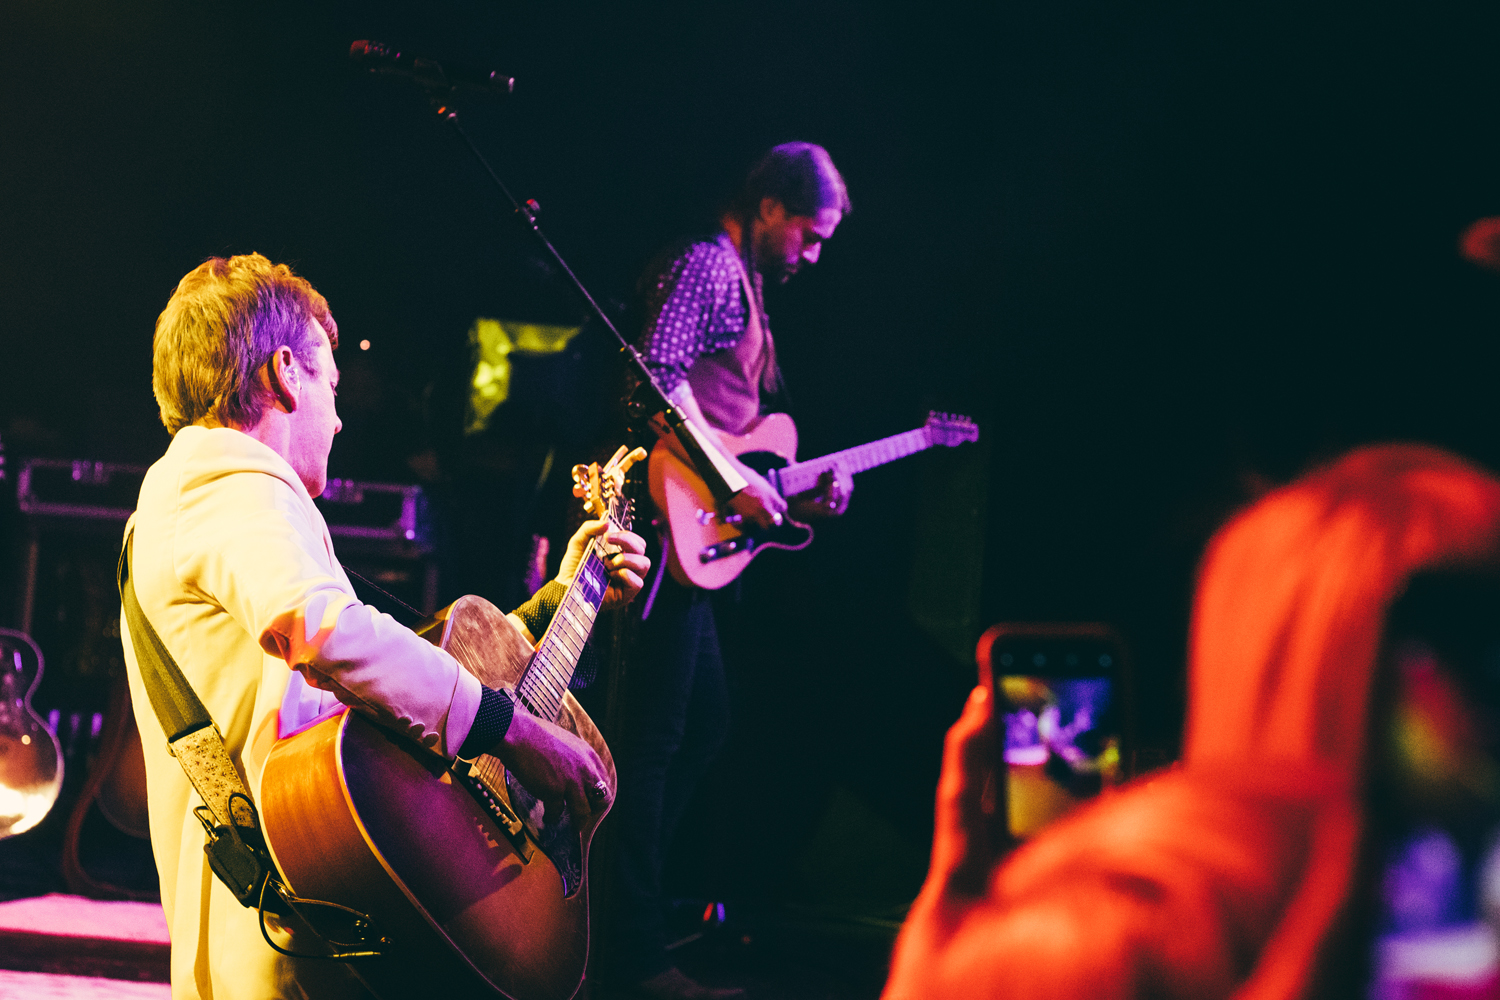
[0,628,64,840]
[259,446,643,1000]
[651,410,979,589]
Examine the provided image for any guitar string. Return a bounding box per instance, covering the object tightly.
[789,431,920,489]
[521,550,602,708]
[781,428,930,494]
[520,552,605,710]
[516,496,624,716]
[477,489,628,797]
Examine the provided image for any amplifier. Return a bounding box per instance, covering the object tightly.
[315,478,433,556]
[17,459,146,523]
[13,459,440,636]
[17,460,433,553]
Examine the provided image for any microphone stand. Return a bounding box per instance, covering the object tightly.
[417,88,747,504]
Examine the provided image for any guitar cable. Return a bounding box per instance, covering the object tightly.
[256,875,391,962]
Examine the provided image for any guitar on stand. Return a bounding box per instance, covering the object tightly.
[0,628,64,840]
[650,411,979,589]
[259,446,644,1000]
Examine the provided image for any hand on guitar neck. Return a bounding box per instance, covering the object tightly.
[485,454,652,827]
[787,466,854,521]
[555,518,651,611]
[684,437,848,527]
[669,418,850,526]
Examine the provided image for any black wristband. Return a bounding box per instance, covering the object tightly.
[457,685,515,759]
[512,580,567,638]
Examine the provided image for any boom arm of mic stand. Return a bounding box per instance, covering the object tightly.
[425,94,745,504]
[619,347,747,504]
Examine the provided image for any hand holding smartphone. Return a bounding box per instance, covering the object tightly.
[976,624,1131,841]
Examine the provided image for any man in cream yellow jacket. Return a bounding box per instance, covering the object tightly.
[121,253,649,999]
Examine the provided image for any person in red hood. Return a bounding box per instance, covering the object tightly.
[884,444,1500,1000]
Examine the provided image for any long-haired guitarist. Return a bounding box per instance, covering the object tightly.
[121,253,651,999]
[605,144,853,1000]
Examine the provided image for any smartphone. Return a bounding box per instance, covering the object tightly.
[976,623,1131,840]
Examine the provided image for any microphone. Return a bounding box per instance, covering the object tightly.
[349,40,514,95]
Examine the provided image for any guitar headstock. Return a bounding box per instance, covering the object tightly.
[572,445,648,530]
[924,411,980,448]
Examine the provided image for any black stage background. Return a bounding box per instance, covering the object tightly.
[5,0,1500,940]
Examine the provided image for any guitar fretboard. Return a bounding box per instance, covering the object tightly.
[775,427,933,497]
[516,543,611,722]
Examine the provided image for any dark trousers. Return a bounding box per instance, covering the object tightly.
[603,577,731,983]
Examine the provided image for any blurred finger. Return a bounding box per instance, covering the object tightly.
[935,687,996,894]
[605,571,644,603]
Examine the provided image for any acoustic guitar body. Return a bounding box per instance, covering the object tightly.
[650,412,814,590]
[0,628,64,841]
[260,595,612,1000]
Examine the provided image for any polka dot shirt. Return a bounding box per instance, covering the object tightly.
[637,232,762,396]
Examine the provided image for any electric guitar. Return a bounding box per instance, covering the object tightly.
[0,628,64,840]
[259,446,644,1000]
[650,411,979,590]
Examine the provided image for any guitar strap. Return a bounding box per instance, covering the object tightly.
[117,530,386,961]
[727,243,781,401]
[117,528,281,910]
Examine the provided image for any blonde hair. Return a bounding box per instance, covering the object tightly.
[152,253,339,434]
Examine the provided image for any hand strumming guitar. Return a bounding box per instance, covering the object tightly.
[557,519,651,611]
[658,382,788,530]
[728,463,789,529]
[490,710,608,825]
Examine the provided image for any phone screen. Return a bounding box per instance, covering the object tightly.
[980,628,1128,840]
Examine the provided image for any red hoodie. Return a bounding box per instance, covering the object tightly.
[885,444,1500,1000]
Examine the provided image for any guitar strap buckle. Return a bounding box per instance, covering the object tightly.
[191,792,391,961]
[194,791,278,911]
